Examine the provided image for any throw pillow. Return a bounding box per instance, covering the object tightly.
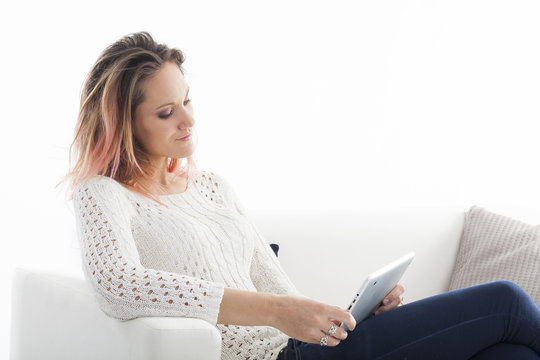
[448,205,540,307]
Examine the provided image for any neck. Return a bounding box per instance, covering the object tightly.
[147,157,176,186]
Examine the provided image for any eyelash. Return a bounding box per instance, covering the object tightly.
[158,98,191,119]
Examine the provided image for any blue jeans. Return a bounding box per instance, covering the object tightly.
[275,281,540,359]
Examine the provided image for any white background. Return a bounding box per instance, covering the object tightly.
[2,0,540,357]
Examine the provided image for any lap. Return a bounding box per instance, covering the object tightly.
[278,281,540,360]
[470,344,540,360]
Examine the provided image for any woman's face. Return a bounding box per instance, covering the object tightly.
[133,61,195,163]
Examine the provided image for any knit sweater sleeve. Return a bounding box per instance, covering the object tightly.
[72,176,225,324]
[212,172,302,297]
[247,219,303,297]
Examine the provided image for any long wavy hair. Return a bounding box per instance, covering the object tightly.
[59,31,198,204]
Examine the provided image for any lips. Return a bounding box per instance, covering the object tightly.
[178,133,191,140]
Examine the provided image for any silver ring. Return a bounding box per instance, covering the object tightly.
[320,335,328,346]
[327,324,337,336]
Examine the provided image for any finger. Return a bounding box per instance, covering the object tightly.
[392,283,405,297]
[331,307,356,331]
[326,321,349,340]
[387,283,405,299]
[317,330,341,347]
[375,297,402,315]
[381,284,405,306]
[381,296,401,310]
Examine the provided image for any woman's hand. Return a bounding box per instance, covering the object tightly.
[374,283,405,315]
[269,294,356,347]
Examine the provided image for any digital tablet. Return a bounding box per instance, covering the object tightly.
[339,251,415,331]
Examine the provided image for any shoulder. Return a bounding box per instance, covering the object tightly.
[195,169,245,215]
[194,169,236,197]
[191,169,226,206]
[73,175,131,205]
[74,175,126,193]
[195,170,225,188]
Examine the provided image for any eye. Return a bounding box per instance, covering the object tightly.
[157,99,191,119]
[158,109,173,119]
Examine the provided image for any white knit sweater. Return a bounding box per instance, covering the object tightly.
[73,169,301,360]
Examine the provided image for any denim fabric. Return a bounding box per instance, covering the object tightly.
[275,281,540,360]
[276,338,303,360]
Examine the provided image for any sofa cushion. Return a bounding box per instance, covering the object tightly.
[448,205,540,306]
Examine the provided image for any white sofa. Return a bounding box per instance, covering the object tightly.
[10,206,467,360]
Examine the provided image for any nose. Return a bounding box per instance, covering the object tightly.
[176,106,195,130]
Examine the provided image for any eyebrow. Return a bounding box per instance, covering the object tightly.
[155,86,190,110]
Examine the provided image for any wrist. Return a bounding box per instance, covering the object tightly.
[266,293,284,327]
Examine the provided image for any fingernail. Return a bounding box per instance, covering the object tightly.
[383,298,390,305]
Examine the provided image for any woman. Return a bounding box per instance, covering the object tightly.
[62,31,540,360]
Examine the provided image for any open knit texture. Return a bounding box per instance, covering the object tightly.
[73,169,301,360]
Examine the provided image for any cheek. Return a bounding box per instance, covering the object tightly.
[133,122,147,145]
[133,120,158,150]
[136,123,174,151]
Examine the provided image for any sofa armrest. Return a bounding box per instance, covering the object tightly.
[10,267,221,360]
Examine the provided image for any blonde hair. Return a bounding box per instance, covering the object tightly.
[59,31,197,204]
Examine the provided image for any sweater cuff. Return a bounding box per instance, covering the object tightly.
[204,282,226,325]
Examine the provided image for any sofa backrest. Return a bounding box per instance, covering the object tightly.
[247,206,465,307]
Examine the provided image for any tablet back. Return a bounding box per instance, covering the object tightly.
[340,252,415,331]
